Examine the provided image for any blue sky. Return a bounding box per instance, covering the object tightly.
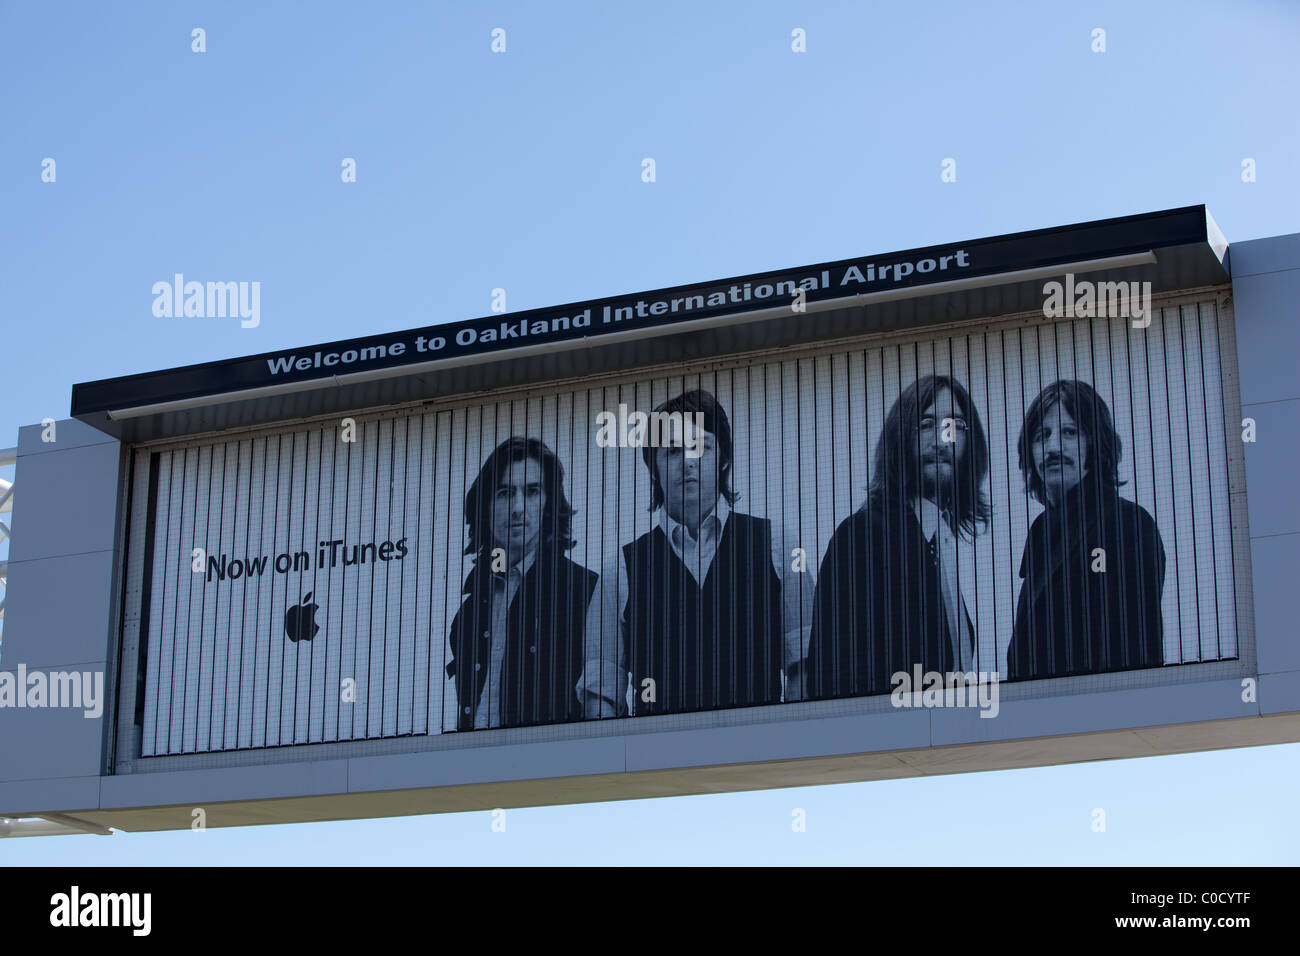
[2,0,1298,864]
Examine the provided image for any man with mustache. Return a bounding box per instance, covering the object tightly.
[576,388,814,717]
[806,374,991,700]
[1007,380,1165,680]
[446,436,598,730]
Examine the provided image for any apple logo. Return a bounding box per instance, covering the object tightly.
[285,592,321,643]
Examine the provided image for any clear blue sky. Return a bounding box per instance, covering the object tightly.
[2,0,1298,864]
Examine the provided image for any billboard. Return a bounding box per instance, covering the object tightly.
[117,298,1240,757]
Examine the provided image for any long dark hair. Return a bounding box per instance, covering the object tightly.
[1017,379,1124,505]
[867,374,991,538]
[463,436,576,557]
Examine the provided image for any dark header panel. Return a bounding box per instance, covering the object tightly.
[73,206,1227,442]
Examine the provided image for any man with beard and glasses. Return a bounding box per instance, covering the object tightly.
[806,374,992,700]
[1007,380,1165,680]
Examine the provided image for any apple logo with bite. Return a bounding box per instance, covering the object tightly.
[285,592,321,643]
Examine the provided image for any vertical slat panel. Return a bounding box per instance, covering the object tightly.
[304,426,333,743]
[173,444,206,753]
[1197,303,1236,658]
[235,436,267,749]
[378,416,404,738]
[141,450,176,756]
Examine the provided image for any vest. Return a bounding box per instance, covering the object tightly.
[622,512,783,716]
[446,553,597,731]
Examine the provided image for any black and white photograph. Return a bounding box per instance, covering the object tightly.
[576,388,813,718]
[444,437,597,730]
[1007,381,1167,681]
[125,305,1238,751]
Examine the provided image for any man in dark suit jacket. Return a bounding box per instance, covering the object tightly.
[1007,381,1165,680]
[806,375,992,700]
[446,437,597,730]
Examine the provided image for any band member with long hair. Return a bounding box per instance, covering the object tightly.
[806,374,992,699]
[1007,380,1165,680]
[446,436,598,730]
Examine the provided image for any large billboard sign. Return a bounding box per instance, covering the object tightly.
[115,297,1242,758]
